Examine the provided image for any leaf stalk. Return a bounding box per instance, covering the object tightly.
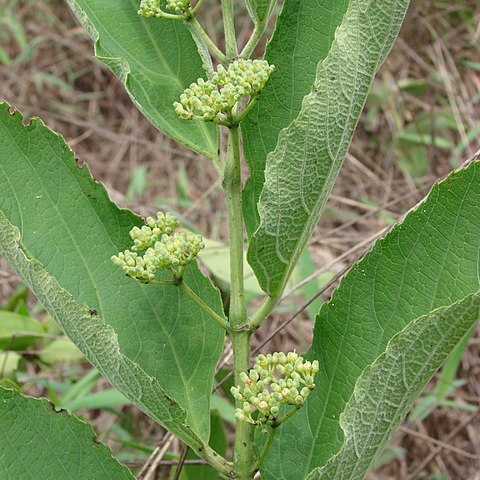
[178,280,231,331]
[221,0,238,61]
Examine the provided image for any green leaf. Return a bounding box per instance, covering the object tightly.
[247,0,410,294]
[241,0,349,236]
[63,388,130,412]
[66,0,219,160]
[0,103,225,447]
[38,337,84,363]
[307,293,480,480]
[0,387,135,479]
[0,352,21,376]
[0,311,43,350]
[0,210,203,451]
[260,161,480,479]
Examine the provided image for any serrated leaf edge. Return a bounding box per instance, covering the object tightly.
[0,386,136,478]
[0,102,206,451]
[65,0,219,160]
[247,0,411,295]
[306,291,480,480]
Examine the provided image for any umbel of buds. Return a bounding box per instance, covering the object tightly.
[231,352,319,426]
[111,212,204,281]
[138,0,191,16]
[174,59,275,124]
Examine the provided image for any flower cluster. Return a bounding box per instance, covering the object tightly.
[231,352,319,426]
[111,212,204,281]
[174,59,275,124]
[138,0,191,16]
[129,212,179,252]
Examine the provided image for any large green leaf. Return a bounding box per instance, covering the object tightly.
[247,0,410,294]
[66,0,219,160]
[307,292,480,480]
[0,387,135,479]
[241,0,349,236]
[0,103,225,445]
[260,161,480,479]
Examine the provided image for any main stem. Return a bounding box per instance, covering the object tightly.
[223,126,252,479]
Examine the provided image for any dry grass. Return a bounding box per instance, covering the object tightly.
[1,0,479,478]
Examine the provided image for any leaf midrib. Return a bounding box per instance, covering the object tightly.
[0,117,206,438]
[80,0,218,159]
[302,180,475,477]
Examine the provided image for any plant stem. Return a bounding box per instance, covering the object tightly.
[187,18,228,65]
[239,24,263,59]
[231,330,252,478]
[223,126,252,479]
[252,427,277,473]
[224,128,246,328]
[153,10,184,20]
[243,293,279,330]
[178,280,230,331]
[221,0,238,61]
[234,95,259,124]
[240,0,276,59]
[191,0,206,16]
[149,279,178,286]
[201,444,234,477]
[274,405,301,426]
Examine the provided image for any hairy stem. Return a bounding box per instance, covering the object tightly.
[239,24,264,59]
[221,0,238,61]
[240,0,277,59]
[235,95,259,124]
[244,293,279,330]
[252,427,277,473]
[191,0,206,16]
[201,444,234,477]
[178,280,230,331]
[223,126,252,479]
[187,18,228,65]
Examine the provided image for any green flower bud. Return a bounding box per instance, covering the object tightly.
[287,352,298,364]
[231,351,319,426]
[138,0,164,17]
[174,59,275,124]
[112,211,203,281]
[295,395,304,406]
[301,387,310,398]
[257,354,267,366]
[305,375,314,386]
[258,400,268,412]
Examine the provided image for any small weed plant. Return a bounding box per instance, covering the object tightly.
[0,0,479,479]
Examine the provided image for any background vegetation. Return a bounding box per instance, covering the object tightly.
[0,0,479,478]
